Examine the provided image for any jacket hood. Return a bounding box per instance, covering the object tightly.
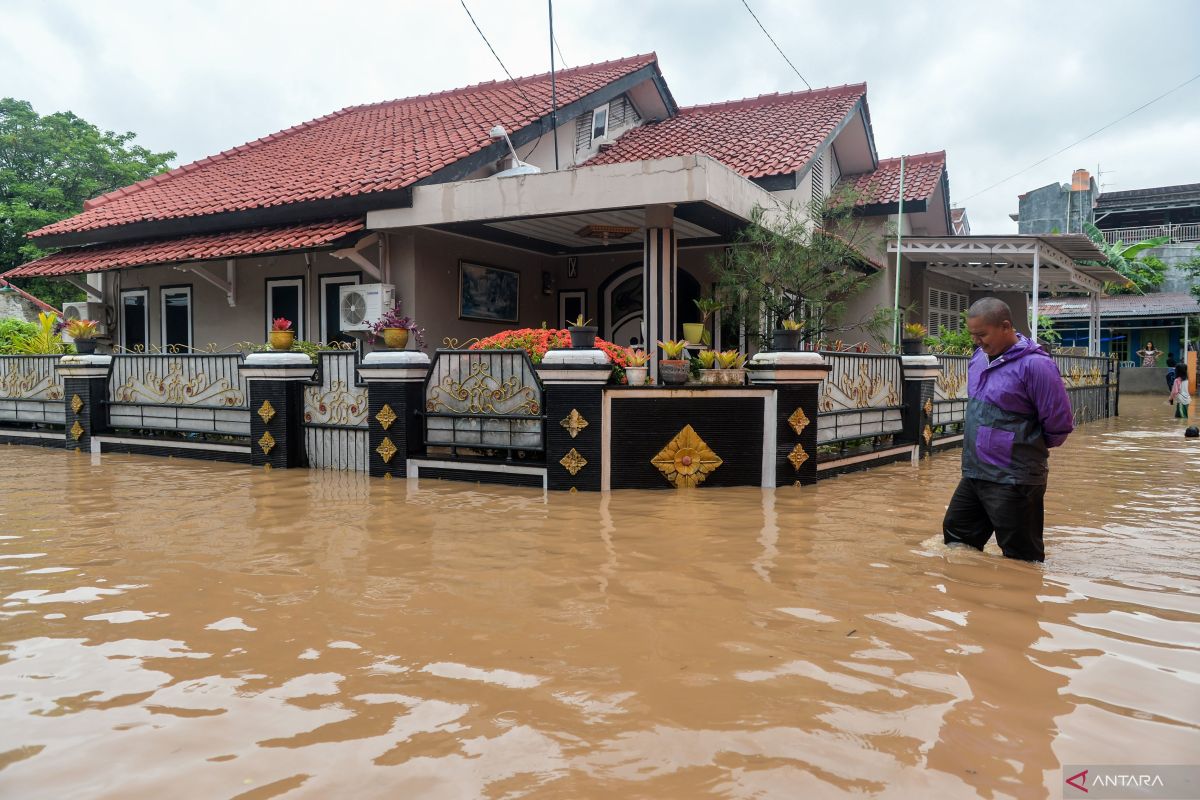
[980,333,1046,365]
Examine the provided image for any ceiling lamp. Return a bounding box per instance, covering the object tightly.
[576,224,640,245]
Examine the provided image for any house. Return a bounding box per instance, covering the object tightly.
[4,53,1107,364]
[1041,291,1200,363]
[0,278,58,322]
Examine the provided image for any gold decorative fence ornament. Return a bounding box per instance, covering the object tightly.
[71,394,84,414]
[0,365,64,401]
[375,404,397,431]
[560,409,589,438]
[651,425,723,488]
[427,360,540,416]
[923,425,933,447]
[70,420,84,441]
[787,443,809,471]
[923,398,933,416]
[441,336,481,349]
[376,437,398,464]
[256,400,276,425]
[258,430,275,455]
[820,360,900,412]
[787,407,809,436]
[936,365,967,400]
[114,360,244,407]
[304,379,367,427]
[559,448,587,476]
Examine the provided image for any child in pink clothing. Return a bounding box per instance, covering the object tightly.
[1170,370,1191,419]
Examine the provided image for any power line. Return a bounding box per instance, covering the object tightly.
[553,33,568,68]
[457,0,543,160]
[961,71,1200,203]
[738,0,811,91]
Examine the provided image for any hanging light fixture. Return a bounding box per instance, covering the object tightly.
[576,224,639,244]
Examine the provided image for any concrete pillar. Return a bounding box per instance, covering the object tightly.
[747,351,830,486]
[643,204,677,383]
[56,355,111,453]
[239,353,315,469]
[538,348,611,491]
[900,354,941,460]
[357,350,430,478]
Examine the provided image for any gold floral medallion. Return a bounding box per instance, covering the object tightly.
[560,448,587,476]
[787,443,809,471]
[560,408,589,438]
[70,420,84,441]
[376,404,397,431]
[376,436,398,464]
[258,430,275,455]
[257,399,276,425]
[787,406,810,436]
[651,425,722,488]
[70,394,83,414]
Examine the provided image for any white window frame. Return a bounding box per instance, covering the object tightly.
[159,286,193,351]
[120,288,150,351]
[266,277,305,341]
[591,105,609,142]
[319,273,360,343]
[928,287,968,334]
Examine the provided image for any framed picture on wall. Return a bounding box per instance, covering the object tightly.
[459,261,520,323]
[558,289,587,329]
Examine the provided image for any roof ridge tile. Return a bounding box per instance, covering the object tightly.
[680,83,866,114]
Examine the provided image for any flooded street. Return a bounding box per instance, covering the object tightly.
[1,396,1197,799]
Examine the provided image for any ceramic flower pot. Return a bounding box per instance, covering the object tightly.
[699,368,721,384]
[659,360,690,385]
[73,339,97,355]
[772,329,801,351]
[382,328,410,349]
[716,368,747,385]
[682,323,708,347]
[269,330,295,350]
[568,325,597,349]
[624,365,649,386]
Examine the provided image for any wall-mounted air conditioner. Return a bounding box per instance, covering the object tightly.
[61,301,108,337]
[338,283,394,332]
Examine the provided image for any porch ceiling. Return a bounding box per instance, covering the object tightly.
[890,235,1123,294]
[484,209,718,249]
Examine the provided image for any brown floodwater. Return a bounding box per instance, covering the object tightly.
[1,395,1198,799]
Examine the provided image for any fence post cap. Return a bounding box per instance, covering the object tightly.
[541,348,611,367]
[748,351,827,368]
[901,355,941,368]
[243,352,312,366]
[362,350,431,367]
[58,355,112,366]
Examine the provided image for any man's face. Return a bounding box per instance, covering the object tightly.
[967,315,1017,358]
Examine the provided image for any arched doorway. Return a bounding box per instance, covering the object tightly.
[599,262,703,348]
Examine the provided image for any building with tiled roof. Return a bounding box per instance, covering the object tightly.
[13,51,1097,366]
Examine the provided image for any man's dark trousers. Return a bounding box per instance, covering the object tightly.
[943,478,1047,562]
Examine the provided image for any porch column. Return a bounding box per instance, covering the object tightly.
[1089,291,1101,355]
[644,205,677,383]
[900,355,941,460]
[239,353,316,469]
[538,349,610,491]
[748,351,830,486]
[56,355,111,453]
[358,351,430,479]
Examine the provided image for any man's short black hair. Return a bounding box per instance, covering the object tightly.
[967,297,1013,326]
[1185,426,1199,438]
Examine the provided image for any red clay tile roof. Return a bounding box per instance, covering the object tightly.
[31,54,658,241]
[840,151,945,206]
[6,219,364,277]
[582,84,866,178]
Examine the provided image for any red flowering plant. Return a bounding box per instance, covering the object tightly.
[469,326,629,382]
[270,317,293,332]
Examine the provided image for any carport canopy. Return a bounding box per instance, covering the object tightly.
[888,234,1125,354]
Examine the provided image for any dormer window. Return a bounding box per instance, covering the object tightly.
[591,106,609,141]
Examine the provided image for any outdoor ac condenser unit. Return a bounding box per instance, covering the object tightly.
[338,283,394,332]
[61,301,108,337]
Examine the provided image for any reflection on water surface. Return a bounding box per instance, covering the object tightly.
[1,396,1197,798]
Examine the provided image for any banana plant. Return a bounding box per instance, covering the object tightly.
[1083,223,1169,295]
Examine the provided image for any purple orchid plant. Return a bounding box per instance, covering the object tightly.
[367,301,426,349]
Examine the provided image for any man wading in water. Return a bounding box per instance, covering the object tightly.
[943,298,1074,562]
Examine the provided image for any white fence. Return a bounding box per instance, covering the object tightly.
[108,354,250,435]
[303,352,368,471]
[0,355,65,426]
[817,353,904,444]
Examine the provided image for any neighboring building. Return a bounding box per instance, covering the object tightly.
[1011,169,1097,235]
[950,207,970,235]
[1093,182,1200,294]
[3,53,1104,361]
[0,278,58,322]
[1041,291,1200,363]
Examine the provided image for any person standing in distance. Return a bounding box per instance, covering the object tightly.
[943,298,1074,562]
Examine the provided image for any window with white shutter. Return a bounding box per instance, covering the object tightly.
[928,288,968,334]
[811,150,826,209]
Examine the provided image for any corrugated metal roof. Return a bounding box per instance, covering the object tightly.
[1040,292,1200,319]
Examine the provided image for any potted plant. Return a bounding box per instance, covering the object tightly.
[696,348,719,383]
[773,318,803,351]
[567,314,598,349]
[902,322,928,355]
[714,349,748,384]
[684,296,722,347]
[368,302,425,350]
[268,317,295,350]
[657,339,690,385]
[65,318,100,354]
[624,347,650,386]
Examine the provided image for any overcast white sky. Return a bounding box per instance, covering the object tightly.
[3,0,1199,231]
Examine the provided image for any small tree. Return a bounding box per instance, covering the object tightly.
[1082,222,1168,295]
[712,192,893,349]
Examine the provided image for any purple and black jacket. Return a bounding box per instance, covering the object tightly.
[963,334,1074,486]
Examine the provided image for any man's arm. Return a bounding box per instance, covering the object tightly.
[1028,358,1074,448]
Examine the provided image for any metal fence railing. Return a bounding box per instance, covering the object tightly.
[108,353,249,436]
[303,351,367,471]
[933,354,970,434]
[817,352,904,445]
[0,355,65,427]
[1053,353,1117,424]
[1100,222,1200,245]
[424,349,545,458]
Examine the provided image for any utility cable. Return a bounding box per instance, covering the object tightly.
[739,0,812,91]
[458,0,544,161]
[961,71,1200,202]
